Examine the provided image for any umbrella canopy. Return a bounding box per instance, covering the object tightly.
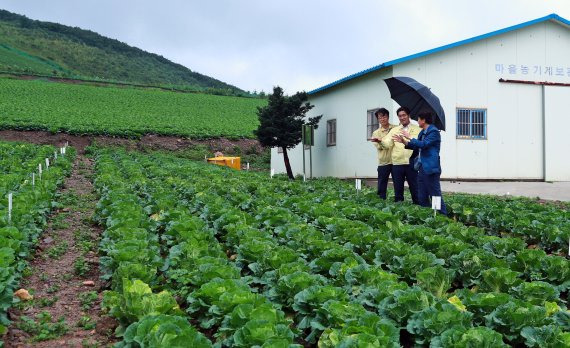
[384,76,446,131]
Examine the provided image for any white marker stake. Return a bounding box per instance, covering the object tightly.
[32,173,35,187]
[246,162,250,170]
[270,169,275,178]
[432,196,442,217]
[355,179,362,191]
[38,163,42,180]
[7,193,12,223]
[62,147,66,155]
[45,158,50,170]
[303,174,306,182]
[54,151,58,160]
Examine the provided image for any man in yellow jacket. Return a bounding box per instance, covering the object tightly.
[370,108,395,199]
[379,106,421,203]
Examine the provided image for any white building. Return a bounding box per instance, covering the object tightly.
[271,14,570,181]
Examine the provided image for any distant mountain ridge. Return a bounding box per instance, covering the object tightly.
[0,9,246,95]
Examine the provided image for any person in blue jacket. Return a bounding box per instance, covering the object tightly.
[393,111,447,215]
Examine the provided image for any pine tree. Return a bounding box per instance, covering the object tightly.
[254,86,322,179]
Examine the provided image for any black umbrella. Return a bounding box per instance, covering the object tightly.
[384,76,446,131]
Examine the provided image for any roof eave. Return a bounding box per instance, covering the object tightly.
[308,13,569,95]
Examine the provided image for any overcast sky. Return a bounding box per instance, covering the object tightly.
[1,0,569,93]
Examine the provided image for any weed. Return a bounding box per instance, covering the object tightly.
[38,296,58,308]
[77,316,96,330]
[46,283,60,293]
[61,273,73,281]
[60,190,79,206]
[47,241,68,259]
[13,298,35,311]
[18,311,68,341]
[77,240,95,253]
[79,291,98,311]
[51,213,71,230]
[74,229,95,253]
[82,339,100,348]
[22,267,33,278]
[80,216,93,226]
[74,256,90,277]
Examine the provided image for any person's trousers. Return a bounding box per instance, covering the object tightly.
[392,164,418,204]
[417,168,447,215]
[377,164,392,199]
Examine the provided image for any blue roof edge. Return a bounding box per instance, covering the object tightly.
[308,13,570,95]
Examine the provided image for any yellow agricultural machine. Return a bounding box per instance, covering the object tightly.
[207,156,241,170]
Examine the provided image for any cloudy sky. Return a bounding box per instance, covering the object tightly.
[1,0,569,93]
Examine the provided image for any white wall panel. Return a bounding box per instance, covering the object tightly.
[545,86,570,181]
[271,20,570,180]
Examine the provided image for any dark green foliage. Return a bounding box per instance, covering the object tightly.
[255,86,322,178]
[0,9,245,94]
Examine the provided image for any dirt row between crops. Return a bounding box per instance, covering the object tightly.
[5,155,117,347]
[0,130,264,154]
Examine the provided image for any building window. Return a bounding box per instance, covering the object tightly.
[367,109,379,139]
[457,108,487,139]
[327,119,336,146]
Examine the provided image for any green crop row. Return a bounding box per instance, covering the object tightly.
[0,141,74,342]
[0,78,265,139]
[445,193,569,253]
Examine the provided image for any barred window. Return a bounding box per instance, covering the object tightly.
[457,108,487,139]
[367,109,379,139]
[327,119,336,146]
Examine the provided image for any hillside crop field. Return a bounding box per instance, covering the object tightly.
[0,78,265,138]
[0,141,568,346]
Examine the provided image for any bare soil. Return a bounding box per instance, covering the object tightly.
[5,155,117,347]
[0,130,263,154]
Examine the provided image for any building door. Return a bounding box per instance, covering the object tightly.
[544,86,570,181]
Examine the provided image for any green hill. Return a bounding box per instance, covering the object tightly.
[0,9,245,95]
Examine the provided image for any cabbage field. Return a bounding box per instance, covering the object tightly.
[0,78,265,138]
[0,141,568,347]
[0,141,74,337]
[87,148,569,347]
